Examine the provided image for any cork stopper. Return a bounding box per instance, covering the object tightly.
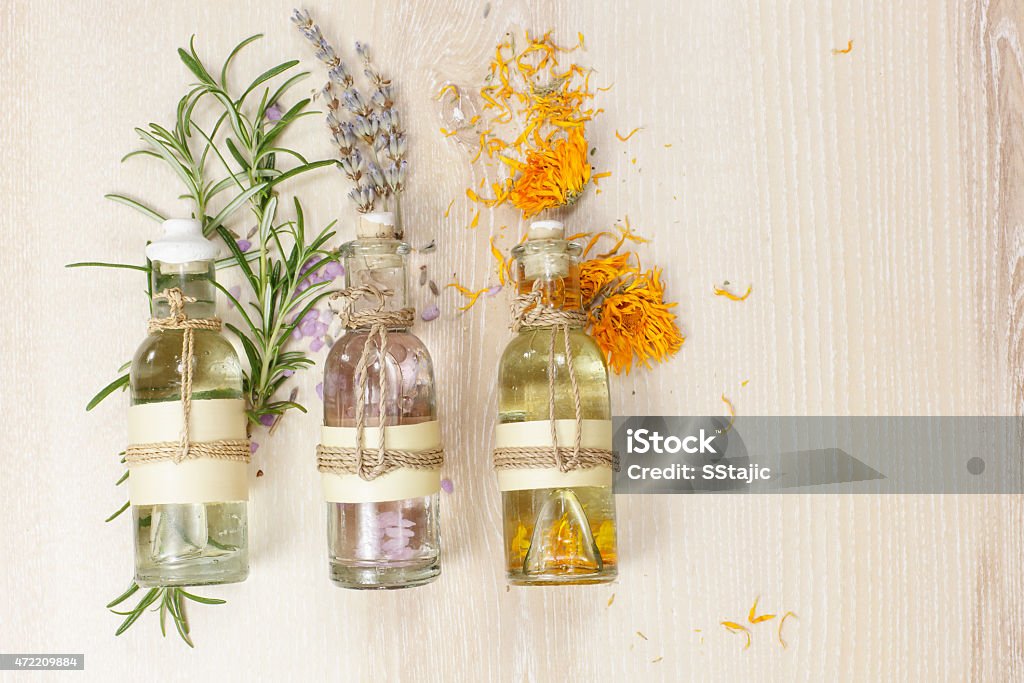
[527,220,565,241]
[356,211,398,239]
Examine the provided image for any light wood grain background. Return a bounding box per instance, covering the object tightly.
[1,0,1022,681]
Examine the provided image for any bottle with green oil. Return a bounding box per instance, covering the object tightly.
[495,220,618,585]
[128,219,249,587]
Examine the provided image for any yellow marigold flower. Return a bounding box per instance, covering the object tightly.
[579,252,633,307]
[509,128,592,218]
[590,268,684,374]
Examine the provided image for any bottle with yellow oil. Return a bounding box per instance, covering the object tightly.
[493,219,618,585]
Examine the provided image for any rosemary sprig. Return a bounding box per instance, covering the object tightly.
[76,34,337,646]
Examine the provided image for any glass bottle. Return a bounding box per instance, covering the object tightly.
[496,220,618,585]
[322,213,441,589]
[129,219,249,587]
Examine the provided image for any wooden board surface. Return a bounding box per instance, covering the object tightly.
[1,0,1022,680]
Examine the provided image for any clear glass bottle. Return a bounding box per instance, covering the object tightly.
[497,220,618,585]
[129,219,249,587]
[322,214,440,589]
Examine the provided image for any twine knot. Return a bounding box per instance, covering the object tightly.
[509,290,587,332]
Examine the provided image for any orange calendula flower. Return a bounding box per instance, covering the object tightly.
[510,128,592,218]
[590,268,684,374]
[579,252,633,307]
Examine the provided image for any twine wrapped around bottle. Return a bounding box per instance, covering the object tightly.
[125,288,251,466]
[316,284,444,481]
[493,290,618,474]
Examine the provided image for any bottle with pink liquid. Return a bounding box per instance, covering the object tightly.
[319,212,442,589]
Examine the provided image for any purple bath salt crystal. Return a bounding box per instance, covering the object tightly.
[486,284,503,297]
[315,382,323,400]
[421,304,440,322]
[236,239,252,252]
[302,309,319,322]
[259,414,275,427]
[310,337,324,352]
[282,369,294,377]
[291,327,302,340]
[314,321,328,336]
[299,318,318,336]
[440,478,454,494]
[324,261,344,278]
[226,284,242,309]
[319,308,334,323]
[250,442,260,454]
[377,511,400,527]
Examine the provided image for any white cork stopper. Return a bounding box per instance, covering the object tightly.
[357,211,398,239]
[145,219,219,264]
[527,220,565,241]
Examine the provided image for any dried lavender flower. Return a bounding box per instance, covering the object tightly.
[342,87,371,116]
[348,186,375,213]
[372,86,394,109]
[293,8,408,215]
[337,149,363,180]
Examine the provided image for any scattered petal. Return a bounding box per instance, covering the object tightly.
[440,478,454,493]
[713,283,752,301]
[236,239,252,252]
[258,414,275,427]
[250,442,260,454]
[486,284,503,297]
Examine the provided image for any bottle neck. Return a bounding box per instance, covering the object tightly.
[515,249,584,315]
[150,260,217,318]
[341,237,410,325]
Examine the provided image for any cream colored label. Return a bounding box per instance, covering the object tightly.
[127,398,249,505]
[320,421,442,503]
[494,419,613,491]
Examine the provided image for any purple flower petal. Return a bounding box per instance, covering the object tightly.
[236,239,252,252]
[282,369,294,378]
[250,441,260,454]
[259,414,275,427]
[315,382,324,400]
[310,337,324,352]
[265,103,284,121]
[487,284,503,297]
[421,304,440,322]
[441,478,454,494]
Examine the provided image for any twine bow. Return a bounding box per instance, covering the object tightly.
[125,288,250,466]
[493,290,617,474]
[316,284,436,481]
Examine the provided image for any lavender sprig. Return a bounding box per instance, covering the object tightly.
[291,8,408,217]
